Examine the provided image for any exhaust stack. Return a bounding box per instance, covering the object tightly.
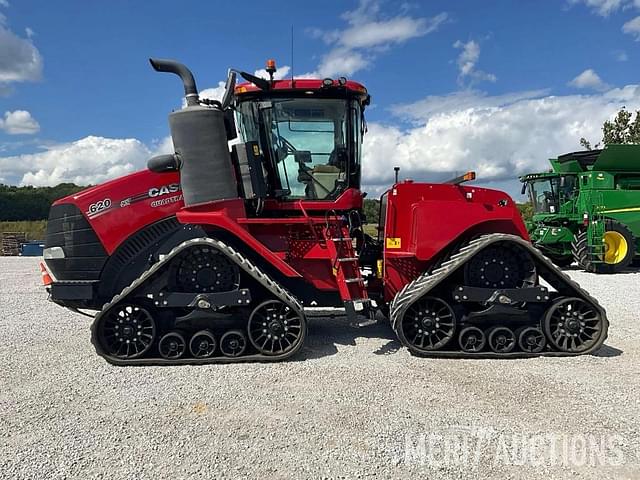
[148,57,238,206]
[149,58,200,106]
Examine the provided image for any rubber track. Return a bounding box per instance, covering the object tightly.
[389,233,609,358]
[90,237,306,366]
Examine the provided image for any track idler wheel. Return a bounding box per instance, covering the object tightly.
[98,304,156,359]
[159,331,187,359]
[543,297,604,353]
[487,326,516,353]
[517,327,546,353]
[220,330,247,357]
[189,330,217,358]
[398,296,456,353]
[458,326,486,353]
[248,300,306,356]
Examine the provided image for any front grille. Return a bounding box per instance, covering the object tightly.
[45,203,108,280]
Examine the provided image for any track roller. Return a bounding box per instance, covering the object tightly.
[517,327,546,353]
[543,297,604,353]
[189,330,217,358]
[487,326,516,353]
[220,330,247,357]
[158,331,187,359]
[458,326,486,353]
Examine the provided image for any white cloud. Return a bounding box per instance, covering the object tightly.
[309,0,447,78]
[453,40,496,86]
[0,0,8,7]
[0,136,151,186]
[567,0,626,16]
[361,85,640,197]
[0,109,39,134]
[391,89,550,122]
[0,21,43,84]
[622,15,640,39]
[568,68,609,91]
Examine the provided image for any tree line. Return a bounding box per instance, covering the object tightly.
[0,184,85,221]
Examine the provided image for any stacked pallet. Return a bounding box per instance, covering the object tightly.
[1,232,26,256]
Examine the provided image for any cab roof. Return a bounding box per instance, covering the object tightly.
[235,78,369,99]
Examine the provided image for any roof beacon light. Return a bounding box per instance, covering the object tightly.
[445,171,476,185]
[266,59,277,81]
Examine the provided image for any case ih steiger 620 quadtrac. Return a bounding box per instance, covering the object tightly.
[521,145,640,273]
[41,59,608,364]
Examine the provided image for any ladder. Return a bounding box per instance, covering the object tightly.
[322,221,372,323]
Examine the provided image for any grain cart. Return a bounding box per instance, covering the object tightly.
[40,59,608,363]
[521,145,640,273]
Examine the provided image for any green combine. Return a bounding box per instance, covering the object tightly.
[520,144,640,273]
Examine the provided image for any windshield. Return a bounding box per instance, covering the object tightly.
[236,97,361,200]
[528,175,576,214]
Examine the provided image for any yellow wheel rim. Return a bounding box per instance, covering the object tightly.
[603,231,628,264]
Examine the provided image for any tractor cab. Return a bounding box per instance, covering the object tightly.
[521,172,577,216]
[231,63,370,202]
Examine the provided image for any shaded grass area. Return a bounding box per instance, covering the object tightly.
[0,221,47,241]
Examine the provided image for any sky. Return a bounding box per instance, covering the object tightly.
[1,0,640,198]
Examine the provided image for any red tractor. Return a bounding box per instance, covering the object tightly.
[41,59,608,364]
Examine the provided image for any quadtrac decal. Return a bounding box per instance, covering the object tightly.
[86,183,181,219]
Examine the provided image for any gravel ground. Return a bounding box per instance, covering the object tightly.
[1,257,639,479]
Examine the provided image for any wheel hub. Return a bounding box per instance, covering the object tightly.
[269,319,284,335]
[484,263,504,283]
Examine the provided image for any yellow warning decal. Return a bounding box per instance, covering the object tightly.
[386,237,401,249]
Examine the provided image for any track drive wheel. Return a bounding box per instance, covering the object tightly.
[464,242,536,289]
[248,300,306,356]
[172,246,240,292]
[397,296,456,353]
[97,304,156,359]
[543,297,604,353]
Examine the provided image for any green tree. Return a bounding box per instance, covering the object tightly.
[362,198,379,225]
[0,183,86,221]
[517,202,534,222]
[601,108,640,145]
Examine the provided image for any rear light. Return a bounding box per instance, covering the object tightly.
[583,213,589,226]
[39,262,53,286]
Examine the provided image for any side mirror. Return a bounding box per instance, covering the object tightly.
[223,109,237,141]
[221,69,236,110]
[520,183,527,195]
